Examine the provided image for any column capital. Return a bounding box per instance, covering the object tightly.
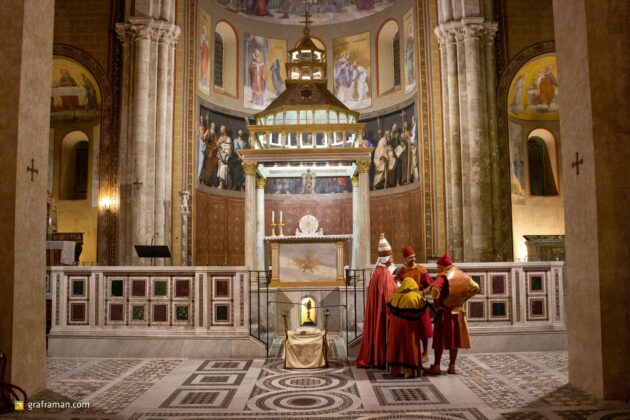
[462,24,484,40]
[351,176,359,187]
[434,26,454,47]
[483,22,499,46]
[356,159,371,174]
[243,162,258,176]
[256,176,266,189]
[157,23,181,46]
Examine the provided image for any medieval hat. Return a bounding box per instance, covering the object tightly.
[437,253,453,267]
[377,233,393,257]
[402,245,416,260]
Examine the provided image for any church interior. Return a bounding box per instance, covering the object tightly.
[1,0,629,418]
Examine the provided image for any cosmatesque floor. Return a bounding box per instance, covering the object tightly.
[2,349,629,419]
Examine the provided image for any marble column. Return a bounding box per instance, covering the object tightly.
[357,160,371,268]
[256,177,266,271]
[553,0,630,400]
[179,191,190,265]
[243,162,258,269]
[0,0,54,395]
[434,9,500,261]
[351,176,360,268]
[116,18,180,264]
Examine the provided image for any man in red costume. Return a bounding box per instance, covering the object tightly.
[356,233,397,369]
[395,245,433,363]
[424,253,473,375]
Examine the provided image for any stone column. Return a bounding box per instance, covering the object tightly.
[351,176,360,268]
[434,11,501,261]
[0,0,54,395]
[243,162,258,269]
[256,177,266,270]
[553,0,630,400]
[179,191,190,265]
[357,160,371,268]
[116,18,180,264]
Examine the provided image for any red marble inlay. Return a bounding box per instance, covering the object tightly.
[175,279,190,297]
[492,275,506,294]
[71,303,86,322]
[469,301,485,318]
[531,299,544,316]
[215,279,229,297]
[153,304,168,322]
[132,279,147,297]
[110,303,124,321]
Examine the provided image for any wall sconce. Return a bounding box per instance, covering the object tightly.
[99,195,117,213]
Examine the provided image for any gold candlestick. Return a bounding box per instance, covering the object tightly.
[277,222,284,237]
[271,222,277,237]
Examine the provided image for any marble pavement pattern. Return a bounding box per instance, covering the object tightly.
[2,351,629,419]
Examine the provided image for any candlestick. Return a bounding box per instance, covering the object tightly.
[271,222,277,237]
[272,210,275,224]
[279,210,283,223]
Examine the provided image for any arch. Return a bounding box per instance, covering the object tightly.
[53,44,115,264]
[527,128,559,196]
[60,131,90,200]
[299,296,317,326]
[376,19,401,96]
[215,20,239,98]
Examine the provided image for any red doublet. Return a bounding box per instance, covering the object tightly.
[386,304,423,377]
[356,265,397,369]
[431,274,462,350]
[395,264,433,340]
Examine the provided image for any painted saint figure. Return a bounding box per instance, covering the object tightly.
[199,26,210,86]
[81,73,98,111]
[216,125,233,189]
[335,51,353,102]
[249,49,267,106]
[57,68,80,110]
[270,57,285,96]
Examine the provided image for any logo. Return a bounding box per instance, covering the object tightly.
[14,400,24,411]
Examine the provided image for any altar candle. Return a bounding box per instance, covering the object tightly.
[280,211,283,223]
[272,210,275,224]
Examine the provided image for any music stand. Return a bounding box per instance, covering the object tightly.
[135,245,172,265]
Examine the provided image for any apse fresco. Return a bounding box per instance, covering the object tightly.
[508,54,559,121]
[197,104,250,191]
[265,176,352,194]
[214,0,397,25]
[244,34,287,110]
[198,7,212,96]
[360,102,419,190]
[403,7,417,93]
[333,32,371,110]
[509,121,526,203]
[51,57,101,123]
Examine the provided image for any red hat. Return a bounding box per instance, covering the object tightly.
[402,246,415,259]
[437,253,452,267]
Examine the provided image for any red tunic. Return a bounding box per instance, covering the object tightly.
[431,274,462,350]
[386,303,423,377]
[356,265,397,369]
[395,264,433,340]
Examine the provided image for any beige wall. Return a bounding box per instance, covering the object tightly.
[506,0,555,59]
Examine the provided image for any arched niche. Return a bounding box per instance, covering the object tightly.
[527,128,559,196]
[376,19,401,96]
[215,20,239,98]
[51,45,114,264]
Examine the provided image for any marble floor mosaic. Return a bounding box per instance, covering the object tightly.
[2,351,629,419]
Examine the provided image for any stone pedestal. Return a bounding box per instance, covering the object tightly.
[0,0,54,395]
[553,0,630,400]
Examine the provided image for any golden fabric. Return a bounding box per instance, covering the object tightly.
[441,266,480,308]
[453,306,471,349]
[389,277,425,309]
[284,330,327,369]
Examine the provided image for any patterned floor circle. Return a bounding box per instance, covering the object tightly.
[264,373,348,391]
[249,390,359,413]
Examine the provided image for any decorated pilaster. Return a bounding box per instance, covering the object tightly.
[435,0,501,261]
[351,175,360,268]
[357,160,371,268]
[256,177,266,270]
[243,162,258,269]
[116,12,180,265]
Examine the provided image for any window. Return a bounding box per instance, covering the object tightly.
[527,137,558,196]
[393,31,401,87]
[214,32,223,88]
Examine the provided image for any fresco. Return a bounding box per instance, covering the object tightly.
[360,102,419,190]
[51,57,101,123]
[508,54,559,121]
[244,34,287,110]
[509,121,525,203]
[197,104,251,191]
[265,176,352,194]
[198,8,212,96]
[333,32,371,110]
[403,7,417,93]
[215,0,397,25]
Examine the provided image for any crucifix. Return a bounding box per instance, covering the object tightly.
[27,158,38,182]
[132,178,143,188]
[571,152,584,175]
[300,7,313,35]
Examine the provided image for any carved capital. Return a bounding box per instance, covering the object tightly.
[115,23,134,45]
[357,159,371,174]
[434,26,454,47]
[351,176,359,187]
[159,24,181,45]
[256,177,266,189]
[484,22,499,45]
[243,162,258,176]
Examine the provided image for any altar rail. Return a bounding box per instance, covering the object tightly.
[46,266,266,358]
[345,261,567,353]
